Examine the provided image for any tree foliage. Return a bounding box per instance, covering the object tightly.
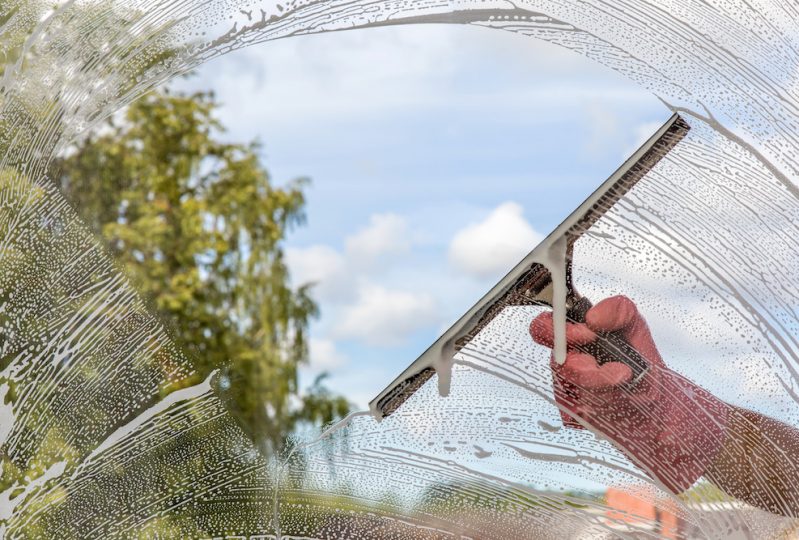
[56,89,349,454]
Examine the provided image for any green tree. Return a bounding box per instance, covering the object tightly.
[56,89,349,455]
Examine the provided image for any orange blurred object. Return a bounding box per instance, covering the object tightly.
[605,486,680,538]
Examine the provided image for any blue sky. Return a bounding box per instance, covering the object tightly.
[174,24,669,408]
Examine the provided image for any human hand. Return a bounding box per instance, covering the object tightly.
[529,295,664,430]
[529,295,728,493]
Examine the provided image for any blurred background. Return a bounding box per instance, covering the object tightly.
[169,24,669,410]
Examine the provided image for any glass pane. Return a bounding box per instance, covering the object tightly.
[3,0,799,538]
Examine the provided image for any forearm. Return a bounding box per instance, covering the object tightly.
[599,371,799,516]
[705,406,799,517]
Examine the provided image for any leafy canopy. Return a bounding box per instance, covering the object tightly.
[57,89,349,454]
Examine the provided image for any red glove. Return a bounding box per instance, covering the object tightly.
[530,295,730,493]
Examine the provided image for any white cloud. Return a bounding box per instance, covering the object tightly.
[285,244,348,302]
[286,213,415,305]
[306,337,348,373]
[448,202,543,280]
[334,284,438,346]
[345,213,411,267]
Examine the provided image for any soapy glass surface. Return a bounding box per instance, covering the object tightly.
[2,0,799,538]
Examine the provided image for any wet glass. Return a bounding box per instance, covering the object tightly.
[3,0,799,538]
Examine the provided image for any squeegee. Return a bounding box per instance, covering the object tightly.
[369,113,690,420]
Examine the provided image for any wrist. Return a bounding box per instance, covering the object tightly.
[639,368,730,493]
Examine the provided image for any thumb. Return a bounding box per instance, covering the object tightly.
[585,295,638,333]
[585,295,663,366]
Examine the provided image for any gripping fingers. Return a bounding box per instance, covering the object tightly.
[530,311,596,349]
[557,352,633,390]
